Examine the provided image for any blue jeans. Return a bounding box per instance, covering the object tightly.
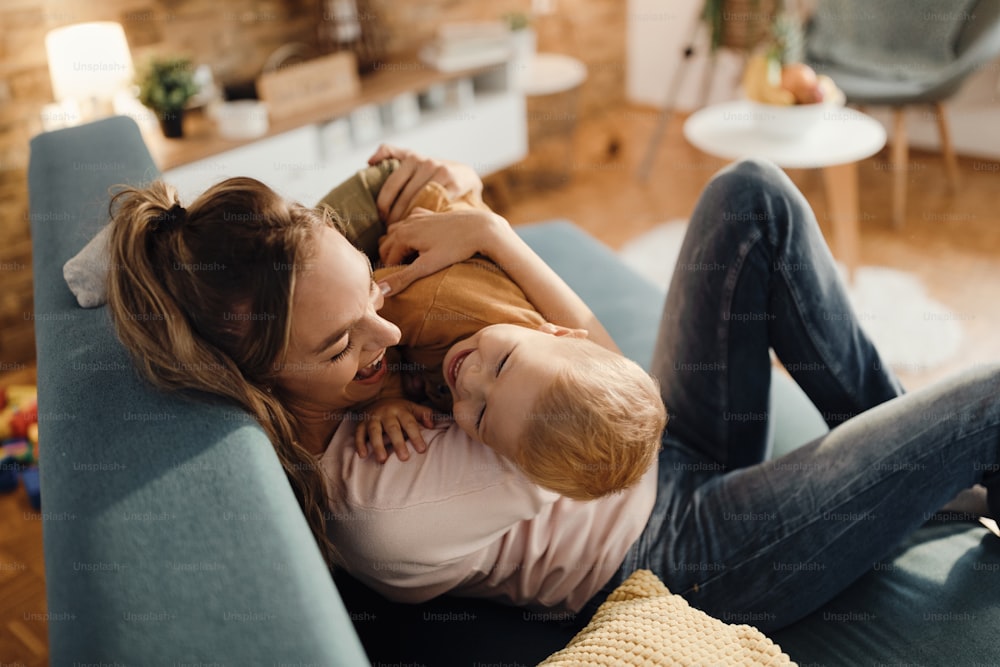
[598,159,1000,632]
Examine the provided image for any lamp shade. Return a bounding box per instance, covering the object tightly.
[45,22,134,109]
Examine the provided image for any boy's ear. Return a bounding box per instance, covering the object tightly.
[538,322,588,339]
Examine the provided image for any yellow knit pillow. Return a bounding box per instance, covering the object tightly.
[539,569,796,666]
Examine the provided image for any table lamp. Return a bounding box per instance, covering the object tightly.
[45,21,134,124]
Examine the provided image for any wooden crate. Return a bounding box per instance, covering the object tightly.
[256,51,362,121]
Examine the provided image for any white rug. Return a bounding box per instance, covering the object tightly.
[619,220,964,373]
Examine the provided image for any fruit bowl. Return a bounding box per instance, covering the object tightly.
[741,55,847,140]
[747,98,843,140]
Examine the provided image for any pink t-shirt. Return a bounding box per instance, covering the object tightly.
[320,419,658,612]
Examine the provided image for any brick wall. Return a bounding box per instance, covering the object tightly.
[370,0,626,117]
[0,0,625,368]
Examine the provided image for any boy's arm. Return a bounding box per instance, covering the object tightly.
[315,160,398,263]
[354,396,435,464]
[314,147,480,262]
[485,223,620,353]
[377,210,620,354]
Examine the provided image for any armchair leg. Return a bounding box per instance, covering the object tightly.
[891,108,908,229]
[933,102,961,193]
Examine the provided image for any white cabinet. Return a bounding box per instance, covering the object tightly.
[163,66,526,205]
[163,125,322,203]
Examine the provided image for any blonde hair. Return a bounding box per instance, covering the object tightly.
[105,177,338,567]
[517,340,666,501]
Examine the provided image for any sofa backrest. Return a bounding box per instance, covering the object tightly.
[28,116,369,665]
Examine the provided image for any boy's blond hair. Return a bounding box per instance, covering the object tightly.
[516,339,666,500]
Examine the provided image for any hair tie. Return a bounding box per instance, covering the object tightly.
[154,202,187,232]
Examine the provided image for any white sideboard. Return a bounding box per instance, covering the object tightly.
[149,61,527,205]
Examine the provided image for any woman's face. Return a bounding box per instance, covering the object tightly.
[274,226,401,415]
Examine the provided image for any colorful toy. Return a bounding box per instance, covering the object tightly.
[0,456,17,494]
[0,384,38,465]
[0,384,37,411]
[21,466,40,510]
[9,399,37,440]
[0,384,41,505]
[2,439,32,463]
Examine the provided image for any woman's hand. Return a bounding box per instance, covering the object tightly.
[355,398,435,463]
[376,207,510,295]
[368,144,483,225]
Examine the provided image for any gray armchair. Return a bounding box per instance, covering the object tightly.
[805,0,1000,226]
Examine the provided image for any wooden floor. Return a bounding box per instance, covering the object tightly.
[2,102,999,664]
[0,363,46,666]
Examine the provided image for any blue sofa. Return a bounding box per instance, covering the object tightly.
[29,116,997,665]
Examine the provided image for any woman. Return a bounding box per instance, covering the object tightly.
[106,146,999,631]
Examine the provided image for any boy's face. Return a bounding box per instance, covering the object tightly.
[442,323,581,459]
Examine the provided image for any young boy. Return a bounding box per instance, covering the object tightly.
[319,164,665,500]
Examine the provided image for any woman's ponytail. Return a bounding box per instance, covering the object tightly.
[106,178,339,568]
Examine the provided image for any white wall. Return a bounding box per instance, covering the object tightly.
[627,0,744,111]
[626,0,1000,160]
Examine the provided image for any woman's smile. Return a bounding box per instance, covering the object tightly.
[353,350,388,384]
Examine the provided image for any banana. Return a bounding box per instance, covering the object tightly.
[742,53,795,105]
[759,84,796,106]
[741,54,770,102]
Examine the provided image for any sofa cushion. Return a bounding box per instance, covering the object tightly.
[539,569,793,666]
[772,520,1000,664]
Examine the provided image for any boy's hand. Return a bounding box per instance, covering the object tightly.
[355,399,435,463]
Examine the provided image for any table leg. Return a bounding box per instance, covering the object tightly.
[822,161,860,283]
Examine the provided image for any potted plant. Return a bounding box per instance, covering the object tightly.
[136,56,199,138]
[702,0,781,52]
[503,10,531,32]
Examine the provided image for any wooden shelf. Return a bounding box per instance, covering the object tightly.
[146,56,510,172]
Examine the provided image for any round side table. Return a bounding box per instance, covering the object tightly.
[683,101,886,280]
[524,53,588,96]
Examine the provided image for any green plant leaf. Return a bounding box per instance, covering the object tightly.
[136,56,199,113]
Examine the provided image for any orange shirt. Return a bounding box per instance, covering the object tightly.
[373,185,545,412]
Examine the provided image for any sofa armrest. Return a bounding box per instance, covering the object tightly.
[28,116,368,666]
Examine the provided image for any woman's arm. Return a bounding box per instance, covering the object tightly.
[376,208,620,353]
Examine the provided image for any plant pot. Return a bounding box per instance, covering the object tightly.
[705,0,778,51]
[508,28,537,90]
[723,0,778,50]
[158,110,185,138]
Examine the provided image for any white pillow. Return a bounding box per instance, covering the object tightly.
[63,225,111,308]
